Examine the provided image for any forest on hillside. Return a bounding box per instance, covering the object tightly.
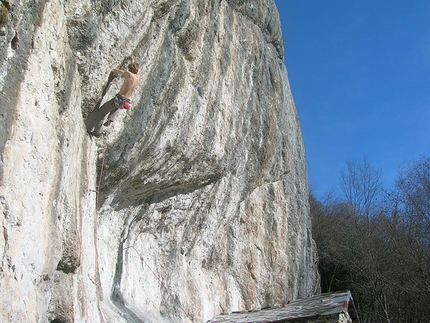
[310,155,430,323]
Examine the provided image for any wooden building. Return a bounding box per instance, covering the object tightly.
[208,290,359,323]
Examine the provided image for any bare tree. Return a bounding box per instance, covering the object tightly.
[311,156,430,322]
[340,154,383,218]
[392,157,430,307]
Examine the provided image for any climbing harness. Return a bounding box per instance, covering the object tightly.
[115,93,132,109]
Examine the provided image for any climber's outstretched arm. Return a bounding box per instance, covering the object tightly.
[112,56,135,76]
[112,68,126,76]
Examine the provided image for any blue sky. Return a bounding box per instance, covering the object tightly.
[275,0,430,198]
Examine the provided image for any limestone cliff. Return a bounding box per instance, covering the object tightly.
[0,1,319,322]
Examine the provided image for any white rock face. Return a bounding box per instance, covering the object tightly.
[0,0,319,322]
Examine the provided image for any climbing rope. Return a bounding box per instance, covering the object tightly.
[96,139,108,209]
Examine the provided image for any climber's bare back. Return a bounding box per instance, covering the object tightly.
[113,68,140,99]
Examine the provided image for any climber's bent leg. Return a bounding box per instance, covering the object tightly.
[87,98,116,136]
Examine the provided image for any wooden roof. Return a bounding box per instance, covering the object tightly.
[208,290,359,323]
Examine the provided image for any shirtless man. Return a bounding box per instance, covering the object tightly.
[86,56,140,137]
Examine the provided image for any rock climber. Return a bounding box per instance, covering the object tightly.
[0,1,10,36]
[86,56,140,137]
